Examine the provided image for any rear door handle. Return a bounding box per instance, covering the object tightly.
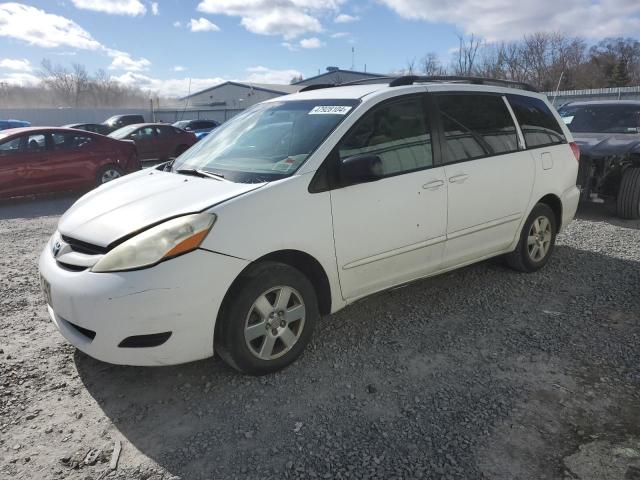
[422,180,444,189]
[449,174,470,184]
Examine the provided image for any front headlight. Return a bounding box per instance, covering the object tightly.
[91,213,216,273]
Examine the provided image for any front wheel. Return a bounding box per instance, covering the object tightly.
[616,167,640,220]
[215,262,318,375]
[505,203,557,272]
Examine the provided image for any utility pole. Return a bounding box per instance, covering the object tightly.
[351,47,355,70]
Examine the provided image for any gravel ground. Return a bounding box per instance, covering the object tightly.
[0,196,639,480]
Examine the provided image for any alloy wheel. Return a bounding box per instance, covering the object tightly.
[244,286,306,361]
[527,215,552,262]
[101,169,121,184]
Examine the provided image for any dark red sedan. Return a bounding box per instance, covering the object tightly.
[108,123,197,163]
[0,127,140,199]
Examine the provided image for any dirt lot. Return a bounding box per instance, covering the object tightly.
[0,197,639,480]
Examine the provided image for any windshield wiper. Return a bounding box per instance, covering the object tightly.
[175,168,225,181]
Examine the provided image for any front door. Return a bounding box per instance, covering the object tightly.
[330,95,448,300]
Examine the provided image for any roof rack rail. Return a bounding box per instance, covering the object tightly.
[388,75,538,92]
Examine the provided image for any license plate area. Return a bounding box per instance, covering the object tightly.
[40,274,52,307]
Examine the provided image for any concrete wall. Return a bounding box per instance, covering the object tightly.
[187,83,285,108]
[1,108,150,127]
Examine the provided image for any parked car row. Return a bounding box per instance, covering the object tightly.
[0,127,140,199]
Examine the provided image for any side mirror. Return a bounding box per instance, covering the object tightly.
[340,154,383,185]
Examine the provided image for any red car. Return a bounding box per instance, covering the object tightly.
[0,127,140,199]
[108,123,197,163]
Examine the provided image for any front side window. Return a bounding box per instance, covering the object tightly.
[173,99,359,183]
[339,97,433,176]
[507,94,565,148]
[437,94,519,163]
[0,136,22,155]
[25,134,46,152]
[558,104,640,134]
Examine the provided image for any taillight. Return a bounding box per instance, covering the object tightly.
[569,142,580,162]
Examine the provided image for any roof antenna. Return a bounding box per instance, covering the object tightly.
[351,46,355,70]
[551,71,564,107]
[180,77,192,121]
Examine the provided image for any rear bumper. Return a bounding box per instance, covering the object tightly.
[560,185,580,232]
[39,245,248,366]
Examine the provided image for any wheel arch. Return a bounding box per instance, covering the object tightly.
[219,249,333,320]
[537,193,563,229]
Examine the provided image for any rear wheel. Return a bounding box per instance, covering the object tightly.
[96,165,123,186]
[616,167,640,219]
[215,261,318,375]
[505,203,557,272]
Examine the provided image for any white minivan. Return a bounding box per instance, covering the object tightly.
[39,77,580,375]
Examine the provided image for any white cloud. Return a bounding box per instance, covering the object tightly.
[334,13,358,23]
[197,0,344,39]
[173,65,186,72]
[173,20,181,27]
[188,17,220,32]
[0,58,32,71]
[245,65,303,84]
[0,3,103,49]
[299,37,324,48]
[151,2,159,15]
[0,4,150,72]
[71,0,147,16]
[330,31,349,38]
[379,0,640,40]
[281,41,298,51]
[112,71,226,97]
[0,71,39,86]
[107,50,151,71]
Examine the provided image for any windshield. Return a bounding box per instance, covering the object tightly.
[108,125,138,139]
[173,120,189,129]
[172,99,359,183]
[558,104,640,134]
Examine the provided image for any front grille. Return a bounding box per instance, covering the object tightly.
[56,262,87,272]
[61,235,107,255]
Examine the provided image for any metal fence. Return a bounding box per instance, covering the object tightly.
[1,107,244,127]
[543,85,640,106]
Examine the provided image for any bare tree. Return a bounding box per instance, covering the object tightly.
[421,52,445,76]
[453,34,481,76]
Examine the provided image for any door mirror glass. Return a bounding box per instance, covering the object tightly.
[340,154,383,185]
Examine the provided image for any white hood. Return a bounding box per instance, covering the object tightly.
[58,169,265,247]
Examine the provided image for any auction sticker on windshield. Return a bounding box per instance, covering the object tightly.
[309,106,352,115]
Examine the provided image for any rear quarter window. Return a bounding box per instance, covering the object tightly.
[507,94,565,148]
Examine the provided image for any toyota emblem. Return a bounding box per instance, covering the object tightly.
[52,241,62,258]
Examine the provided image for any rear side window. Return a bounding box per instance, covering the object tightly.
[507,94,565,148]
[436,94,519,163]
[339,96,433,176]
[52,133,93,150]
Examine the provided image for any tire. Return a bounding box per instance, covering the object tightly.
[505,203,557,272]
[96,165,123,186]
[215,261,319,375]
[616,167,640,220]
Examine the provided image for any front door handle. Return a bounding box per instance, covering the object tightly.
[449,173,470,184]
[422,180,444,189]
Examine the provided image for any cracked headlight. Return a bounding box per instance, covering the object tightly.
[91,213,216,273]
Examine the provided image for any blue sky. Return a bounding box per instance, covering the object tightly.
[0,0,639,97]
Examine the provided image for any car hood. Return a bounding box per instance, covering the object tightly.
[58,169,265,248]
[572,132,640,158]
